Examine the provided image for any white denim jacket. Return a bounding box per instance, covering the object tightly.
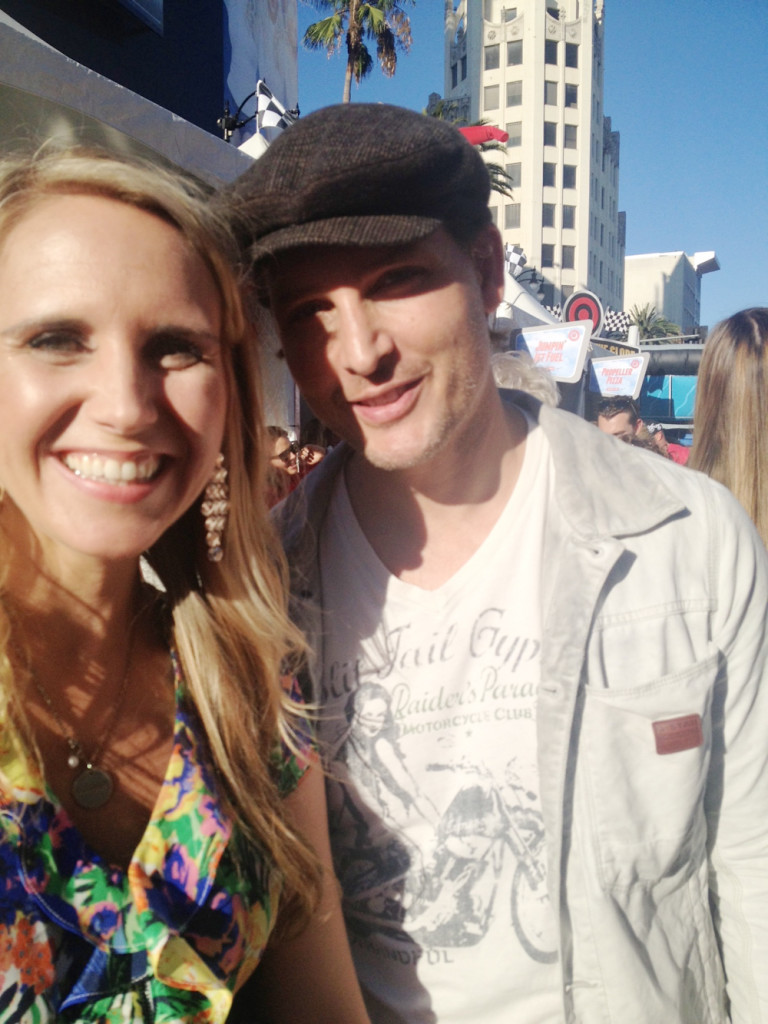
[277,394,768,1024]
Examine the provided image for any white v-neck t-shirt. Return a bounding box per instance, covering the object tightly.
[317,415,561,1023]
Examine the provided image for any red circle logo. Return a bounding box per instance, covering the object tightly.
[562,291,604,336]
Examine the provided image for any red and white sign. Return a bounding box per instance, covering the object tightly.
[562,290,604,338]
[516,320,592,383]
[589,353,650,399]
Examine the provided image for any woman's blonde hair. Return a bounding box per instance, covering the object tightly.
[689,307,768,546]
[0,147,320,925]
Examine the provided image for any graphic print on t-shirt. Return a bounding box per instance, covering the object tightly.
[323,605,555,961]
[318,420,560,1021]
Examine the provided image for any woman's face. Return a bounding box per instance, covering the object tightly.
[0,193,228,568]
[269,435,299,476]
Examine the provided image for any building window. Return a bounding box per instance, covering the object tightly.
[541,282,555,306]
[485,44,500,70]
[542,203,556,228]
[506,162,522,187]
[543,163,556,187]
[505,203,521,229]
[506,80,523,106]
[484,84,500,111]
[601,186,605,209]
[562,205,575,229]
[563,164,576,188]
[451,63,458,88]
[503,7,518,21]
[546,4,560,18]
[562,245,575,269]
[565,42,578,68]
[564,124,577,149]
[544,121,557,146]
[461,55,467,79]
[507,39,523,65]
[599,260,603,284]
[565,84,578,108]
[544,80,557,105]
[506,121,522,146]
[542,244,555,268]
[545,40,558,64]
[561,284,574,299]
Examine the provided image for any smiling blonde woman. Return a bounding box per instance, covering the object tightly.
[0,148,368,1024]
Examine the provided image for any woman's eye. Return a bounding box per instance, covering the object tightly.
[27,330,86,356]
[147,335,206,370]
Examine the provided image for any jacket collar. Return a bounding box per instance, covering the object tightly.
[278,392,688,561]
[517,393,687,540]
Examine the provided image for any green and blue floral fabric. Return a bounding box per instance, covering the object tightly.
[0,654,309,1022]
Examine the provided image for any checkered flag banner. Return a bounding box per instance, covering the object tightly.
[603,307,632,334]
[504,243,528,279]
[256,80,297,135]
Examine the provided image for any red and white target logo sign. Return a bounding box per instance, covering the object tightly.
[562,290,604,337]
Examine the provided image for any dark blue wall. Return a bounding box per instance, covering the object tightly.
[1,0,224,135]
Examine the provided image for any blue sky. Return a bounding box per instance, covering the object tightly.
[296,0,767,328]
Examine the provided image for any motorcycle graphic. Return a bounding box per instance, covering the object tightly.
[406,757,557,963]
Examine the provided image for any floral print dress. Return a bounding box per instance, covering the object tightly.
[0,655,310,1023]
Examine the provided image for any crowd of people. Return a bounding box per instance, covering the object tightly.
[0,104,765,1024]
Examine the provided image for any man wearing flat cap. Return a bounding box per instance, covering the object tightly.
[226,104,768,1023]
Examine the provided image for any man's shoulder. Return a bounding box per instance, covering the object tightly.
[508,390,744,538]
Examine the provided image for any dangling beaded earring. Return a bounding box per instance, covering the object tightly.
[202,453,229,562]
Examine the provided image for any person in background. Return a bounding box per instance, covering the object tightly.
[690,307,768,545]
[595,396,644,443]
[225,102,768,1024]
[266,424,300,507]
[646,423,690,465]
[266,426,326,509]
[0,148,368,1024]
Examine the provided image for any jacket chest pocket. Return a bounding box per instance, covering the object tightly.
[578,644,719,890]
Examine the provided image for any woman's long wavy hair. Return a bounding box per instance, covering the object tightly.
[0,147,320,927]
[690,307,768,546]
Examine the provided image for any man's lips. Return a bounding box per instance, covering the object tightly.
[353,379,421,408]
[350,379,422,423]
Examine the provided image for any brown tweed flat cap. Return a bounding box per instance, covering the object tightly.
[224,103,492,264]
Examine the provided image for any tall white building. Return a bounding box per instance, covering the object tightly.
[624,251,719,333]
[439,0,624,312]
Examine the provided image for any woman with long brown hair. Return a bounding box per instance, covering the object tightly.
[0,148,367,1023]
[690,307,768,545]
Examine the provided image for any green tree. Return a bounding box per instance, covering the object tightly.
[425,101,514,199]
[303,0,414,103]
[629,303,681,341]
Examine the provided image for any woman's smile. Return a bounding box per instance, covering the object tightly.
[0,193,228,566]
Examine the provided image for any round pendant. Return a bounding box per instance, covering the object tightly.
[71,766,114,810]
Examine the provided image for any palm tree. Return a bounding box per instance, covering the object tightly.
[629,303,681,341]
[303,0,414,103]
[426,100,514,199]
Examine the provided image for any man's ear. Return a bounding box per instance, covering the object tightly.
[469,223,506,315]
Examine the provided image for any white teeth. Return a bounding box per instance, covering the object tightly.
[63,453,161,484]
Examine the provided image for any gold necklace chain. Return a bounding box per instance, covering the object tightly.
[23,618,139,810]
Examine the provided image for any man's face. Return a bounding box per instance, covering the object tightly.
[597,411,637,443]
[267,226,504,473]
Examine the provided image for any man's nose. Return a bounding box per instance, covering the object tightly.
[332,293,396,377]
